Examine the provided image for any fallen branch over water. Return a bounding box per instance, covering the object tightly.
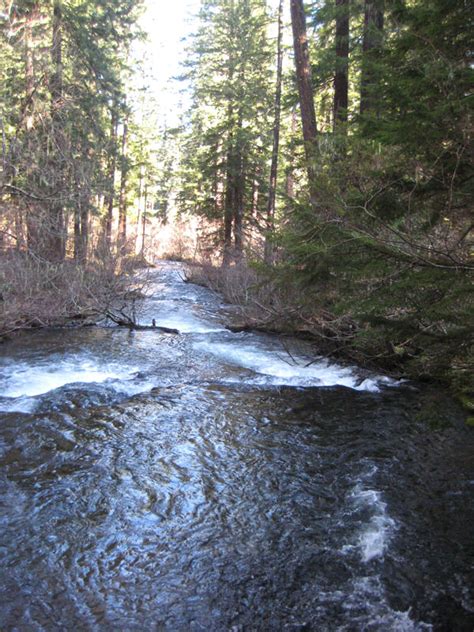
[104,312,179,334]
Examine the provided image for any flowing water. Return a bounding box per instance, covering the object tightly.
[0,262,473,631]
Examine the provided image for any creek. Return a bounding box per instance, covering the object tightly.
[0,262,473,631]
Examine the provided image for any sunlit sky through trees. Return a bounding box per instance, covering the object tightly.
[134,0,200,124]
[137,0,282,125]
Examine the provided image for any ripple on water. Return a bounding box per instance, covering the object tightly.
[0,264,472,631]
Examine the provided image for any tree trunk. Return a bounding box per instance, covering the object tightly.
[135,162,144,254]
[333,0,349,129]
[290,0,318,205]
[118,120,128,252]
[223,146,235,266]
[48,0,65,262]
[141,181,148,257]
[74,205,81,261]
[24,7,36,133]
[251,172,260,218]
[223,94,235,266]
[80,198,88,261]
[264,0,283,264]
[213,139,225,216]
[285,108,298,199]
[24,6,38,253]
[74,184,89,262]
[233,150,244,261]
[104,108,118,250]
[360,0,384,115]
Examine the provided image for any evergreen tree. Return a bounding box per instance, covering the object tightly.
[178,0,272,264]
[0,0,144,261]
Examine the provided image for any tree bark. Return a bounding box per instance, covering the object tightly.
[223,143,235,267]
[333,0,349,130]
[24,7,36,133]
[231,100,245,262]
[141,181,148,257]
[81,200,88,259]
[104,108,118,250]
[264,0,283,264]
[360,0,384,115]
[290,0,318,205]
[135,162,144,254]
[24,5,38,253]
[233,149,244,261]
[223,89,235,266]
[285,108,298,199]
[118,120,128,252]
[48,0,65,262]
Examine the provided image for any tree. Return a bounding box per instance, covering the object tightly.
[178,0,272,264]
[290,0,318,204]
[104,104,119,250]
[360,0,384,115]
[118,116,129,251]
[48,0,66,262]
[0,0,145,263]
[264,0,283,264]
[333,0,349,129]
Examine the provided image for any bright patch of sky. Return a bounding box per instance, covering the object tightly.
[133,0,201,126]
[134,0,283,126]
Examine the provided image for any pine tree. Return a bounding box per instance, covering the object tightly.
[0,0,144,262]
[290,0,318,204]
[264,0,283,264]
[178,0,272,264]
[333,0,349,129]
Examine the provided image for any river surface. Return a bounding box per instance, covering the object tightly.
[0,262,473,631]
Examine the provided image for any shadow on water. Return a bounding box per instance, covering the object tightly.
[0,263,473,631]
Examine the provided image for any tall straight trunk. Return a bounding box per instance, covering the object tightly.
[213,139,224,216]
[104,109,118,250]
[135,163,144,254]
[285,108,298,199]
[333,0,349,129]
[251,170,260,218]
[15,208,24,251]
[24,8,36,133]
[223,144,235,267]
[215,172,225,217]
[73,181,89,262]
[232,102,245,262]
[223,92,235,266]
[141,181,148,257]
[264,0,284,264]
[233,149,244,260]
[118,120,128,252]
[232,51,247,263]
[290,0,318,205]
[360,0,384,115]
[222,8,236,267]
[74,205,81,260]
[80,198,88,260]
[48,0,65,262]
[24,6,37,252]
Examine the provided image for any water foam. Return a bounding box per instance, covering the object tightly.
[193,340,391,391]
[351,486,397,562]
[138,303,225,334]
[342,576,433,631]
[0,357,138,399]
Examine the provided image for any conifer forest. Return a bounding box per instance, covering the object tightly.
[0,1,473,630]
